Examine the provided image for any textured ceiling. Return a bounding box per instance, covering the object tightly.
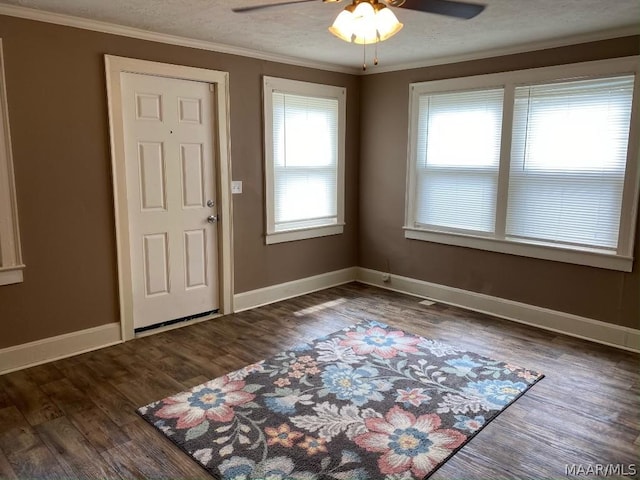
[1,0,639,72]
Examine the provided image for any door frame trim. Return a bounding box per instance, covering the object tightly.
[105,55,234,341]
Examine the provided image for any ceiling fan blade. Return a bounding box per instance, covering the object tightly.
[232,0,317,13]
[395,0,485,19]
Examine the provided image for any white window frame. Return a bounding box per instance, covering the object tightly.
[0,39,24,286]
[263,76,346,244]
[405,57,640,272]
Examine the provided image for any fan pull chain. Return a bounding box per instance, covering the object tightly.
[362,41,367,71]
[363,32,382,71]
[374,32,379,66]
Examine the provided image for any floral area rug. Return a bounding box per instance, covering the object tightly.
[138,321,543,479]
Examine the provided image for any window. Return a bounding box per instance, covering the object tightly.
[406,58,640,271]
[0,39,23,286]
[414,88,503,233]
[263,76,346,244]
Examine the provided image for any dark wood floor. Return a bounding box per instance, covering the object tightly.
[0,282,638,479]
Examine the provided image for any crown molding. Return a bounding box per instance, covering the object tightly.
[0,3,360,75]
[365,25,640,74]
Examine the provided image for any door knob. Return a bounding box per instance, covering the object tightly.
[207,215,218,224]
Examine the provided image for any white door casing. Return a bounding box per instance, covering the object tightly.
[105,56,234,340]
[122,73,218,330]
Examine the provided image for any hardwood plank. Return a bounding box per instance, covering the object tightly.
[0,406,37,456]
[5,446,68,480]
[40,378,94,413]
[67,405,131,453]
[25,363,64,386]
[35,417,120,478]
[0,387,10,409]
[111,370,187,407]
[0,371,63,426]
[54,363,99,391]
[103,420,209,479]
[181,375,211,389]
[0,448,17,479]
[57,363,141,427]
[42,377,131,451]
[87,382,141,428]
[0,407,68,479]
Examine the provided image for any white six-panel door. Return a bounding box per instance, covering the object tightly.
[121,72,219,330]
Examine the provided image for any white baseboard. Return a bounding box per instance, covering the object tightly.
[0,323,122,375]
[3,266,636,376]
[233,267,358,313]
[356,267,640,353]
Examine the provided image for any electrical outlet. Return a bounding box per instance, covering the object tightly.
[231,181,243,194]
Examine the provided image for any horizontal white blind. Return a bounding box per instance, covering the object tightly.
[272,92,339,231]
[507,76,634,249]
[415,88,504,232]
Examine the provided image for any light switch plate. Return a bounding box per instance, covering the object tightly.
[231,181,243,194]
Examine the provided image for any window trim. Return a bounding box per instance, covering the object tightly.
[263,76,346,245]
[405,56,640,272]
[0,39,24,286]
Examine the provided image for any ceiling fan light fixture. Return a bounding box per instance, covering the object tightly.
[373,5,403,41]
[328,0,403,45]
[328,7,356,42]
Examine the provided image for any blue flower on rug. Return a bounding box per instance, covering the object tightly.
[453,414,486,432]
[219,456,317,480]
[443,355,482,377]
[265,390,314,414]
[320,363,391,406]
[254,456,315,480]
[290,342,312,352]
[463,379,528,409]
[218,456,255,479]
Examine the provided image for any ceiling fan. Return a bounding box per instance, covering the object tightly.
[232,0,485,69]
[232,0,485,20]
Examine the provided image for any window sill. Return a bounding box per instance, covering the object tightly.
[0,265,25,286]
[266,224,345,245]
[404,227,633,272]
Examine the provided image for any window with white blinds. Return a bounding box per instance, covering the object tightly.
[263,77,346,244]
[508,77,634,250]
[406,58,639,271]
[414,88,503,233]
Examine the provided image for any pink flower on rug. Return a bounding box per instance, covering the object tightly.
[341,327,421,358]
[273,377,291,387]
[288,369,305,379]
[396,387,431,407]
[305,366,321,375]
[354,405,466,478]
[155,375,255,429]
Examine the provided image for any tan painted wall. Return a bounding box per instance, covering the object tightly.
[0,15,360,348]
[359,36,640,329]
